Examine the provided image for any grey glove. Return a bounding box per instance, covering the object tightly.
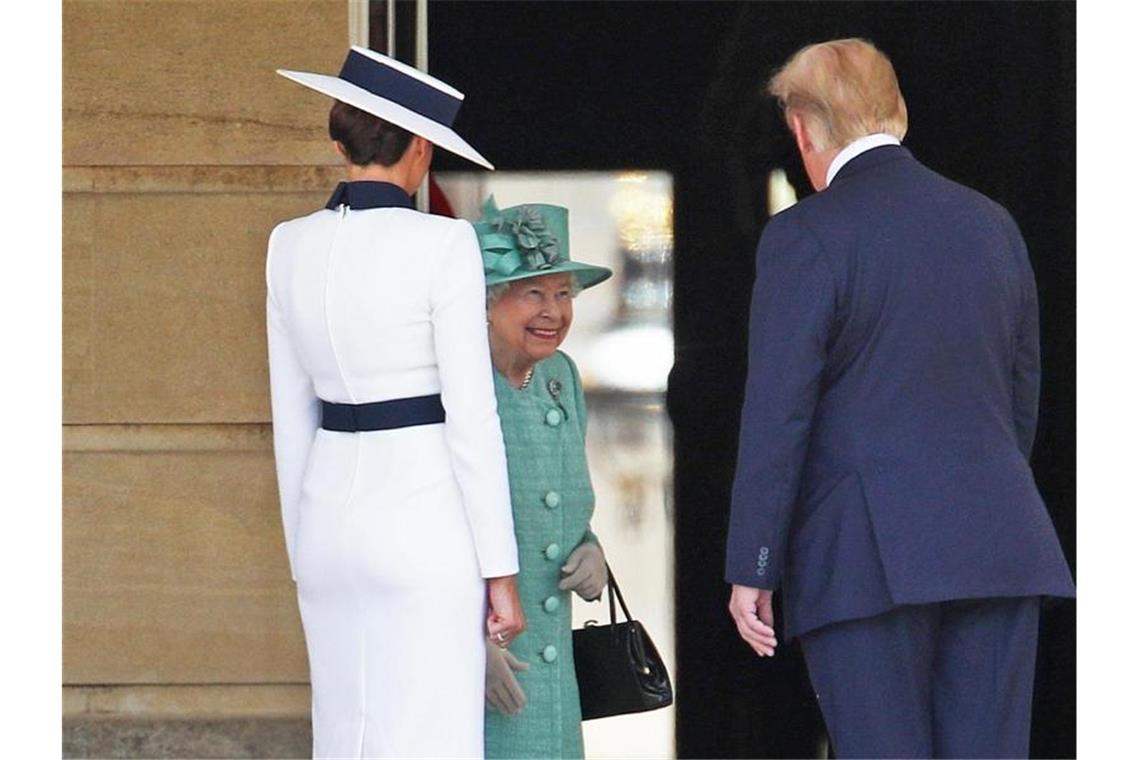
[558,541,606,601]
[485,638,529,715]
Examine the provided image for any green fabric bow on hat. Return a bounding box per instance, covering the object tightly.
[474,196,614,290]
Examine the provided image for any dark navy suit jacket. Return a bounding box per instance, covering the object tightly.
[725,145,1075,639]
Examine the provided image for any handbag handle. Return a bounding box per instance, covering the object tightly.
[601,563,655,673]
[603,562,635,625]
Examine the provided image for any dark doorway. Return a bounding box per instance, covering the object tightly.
[431,2,1076,757]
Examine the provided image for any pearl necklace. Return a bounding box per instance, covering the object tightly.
[519,366,535,390]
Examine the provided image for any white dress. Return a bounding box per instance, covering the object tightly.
[266,183,519,759]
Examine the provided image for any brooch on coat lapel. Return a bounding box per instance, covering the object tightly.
[547,378,569,421]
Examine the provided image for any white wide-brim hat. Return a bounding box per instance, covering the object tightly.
[278,46,493,170]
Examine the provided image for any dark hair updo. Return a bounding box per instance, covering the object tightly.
[328,100,415,167]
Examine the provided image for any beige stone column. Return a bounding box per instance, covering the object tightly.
[63,1,352,754]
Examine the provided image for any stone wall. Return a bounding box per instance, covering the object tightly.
[63,1,352,754]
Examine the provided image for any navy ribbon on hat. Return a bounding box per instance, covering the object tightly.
[339,49,461,127]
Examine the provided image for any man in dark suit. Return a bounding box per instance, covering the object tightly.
[725,38,1075,758]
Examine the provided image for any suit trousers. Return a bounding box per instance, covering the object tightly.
[798,597,1041,759]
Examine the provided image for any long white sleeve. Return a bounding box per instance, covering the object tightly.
[266,232,320,582]
[430,221,519,578]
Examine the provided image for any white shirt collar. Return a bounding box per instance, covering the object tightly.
[825,133,902,187]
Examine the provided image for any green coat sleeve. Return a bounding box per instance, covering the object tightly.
[563,352,601,550]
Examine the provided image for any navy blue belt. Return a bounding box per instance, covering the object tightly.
[320,394,445,432]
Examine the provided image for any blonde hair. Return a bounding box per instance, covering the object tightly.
[768,38,908,151]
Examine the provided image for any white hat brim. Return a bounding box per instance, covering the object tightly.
[277,69,494,170]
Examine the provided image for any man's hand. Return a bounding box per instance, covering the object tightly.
[486,575,526,648]
[485,637,529,715]
[728,584,778,657]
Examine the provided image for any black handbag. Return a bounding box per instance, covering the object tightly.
[572,564,674,720]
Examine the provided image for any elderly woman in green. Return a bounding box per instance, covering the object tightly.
[474,198,612,759]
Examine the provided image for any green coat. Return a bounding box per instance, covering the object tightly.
[485,350,597,760]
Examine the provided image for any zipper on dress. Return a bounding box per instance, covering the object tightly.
[324,203,358,403]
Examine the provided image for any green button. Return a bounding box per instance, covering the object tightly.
[542,645,558,663]
[545,409,562,427]
[544,491,561,509]
[544,543,561,561]
[543,595,560,613]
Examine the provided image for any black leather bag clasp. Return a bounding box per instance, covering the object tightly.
[572,563,674,720]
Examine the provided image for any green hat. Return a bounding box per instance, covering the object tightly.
[474,196,613,290]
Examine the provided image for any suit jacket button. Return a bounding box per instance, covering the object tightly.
[542,645,558,663]
[544,543,561,561]
[543,595,560,613]
[545,409,563,427]
[544,491,561,508]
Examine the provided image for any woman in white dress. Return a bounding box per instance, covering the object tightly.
[267,47,525,759]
